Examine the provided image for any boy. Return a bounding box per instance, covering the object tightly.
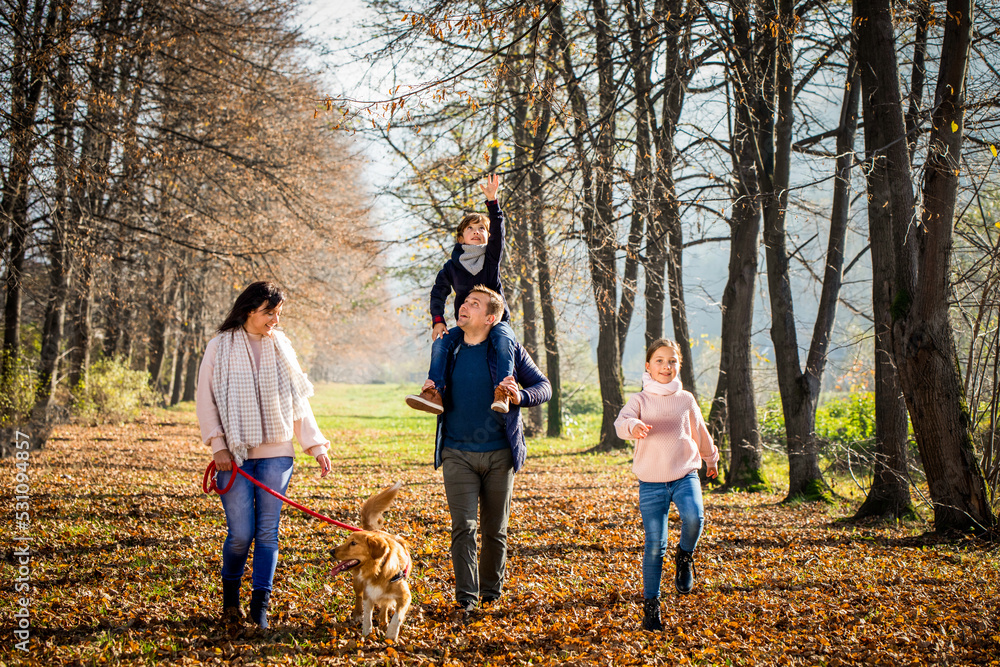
[405,174,517,415]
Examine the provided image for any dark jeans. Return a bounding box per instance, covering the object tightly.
[217,456,294,592]
[429,322,516,391]
[441,447,514,604]
[638,472,704,598]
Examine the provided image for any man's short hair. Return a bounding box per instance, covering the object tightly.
[469,285,505,323]
[456,212,489,241]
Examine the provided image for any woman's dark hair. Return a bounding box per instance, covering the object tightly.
[217,281,285,333]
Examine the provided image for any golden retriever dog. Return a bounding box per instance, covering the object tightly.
[330,481,412,641]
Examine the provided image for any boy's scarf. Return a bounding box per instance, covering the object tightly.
[459,243,487,275]
[641,372,682,396]
[212,327,314,465]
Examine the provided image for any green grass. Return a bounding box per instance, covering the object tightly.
[176,383,882,502]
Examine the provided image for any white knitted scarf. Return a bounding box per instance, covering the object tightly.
[212,327,314,465]
[641,372,682,396]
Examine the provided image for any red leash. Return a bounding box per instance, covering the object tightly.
[202,461,361,532]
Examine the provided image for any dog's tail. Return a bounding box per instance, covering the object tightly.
[360,481,403,531]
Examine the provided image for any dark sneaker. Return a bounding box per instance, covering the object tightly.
[454,599,477,624]
[406,386,444,414]
[641,597,663,631]
[675,547,695,594]
[490,386,510,413]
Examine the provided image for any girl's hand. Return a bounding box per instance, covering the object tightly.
[706,463,718,479]
[316,453,331,478]
[480,173,500,202]
[499,375,520,405]
[213,449,234,472]
[631,420,651,439]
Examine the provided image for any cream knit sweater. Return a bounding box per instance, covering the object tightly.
[614,383,718,483]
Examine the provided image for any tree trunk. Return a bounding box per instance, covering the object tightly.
[589,0,626,450]
[68,259,94,390]
[550,0,623,449]
[170,342,187,406]
[2,0,57,388]
[904,0,930,163]
[527,47,561,436]
[856,0,994,530]
[855,41,914,520]
[531,199,562,437]
[720,0,768,492]
[34,0,75,413]
[507,80,542,437]
[893,0,994,531]
[183,340,199,402]
[760,0,829,501]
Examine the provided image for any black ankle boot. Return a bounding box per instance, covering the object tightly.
[641,597,663,631]
[249,589,271,629]
[222,579,242,623]
[675,547,695,594]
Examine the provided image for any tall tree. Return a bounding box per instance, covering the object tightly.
[855,0,994,531]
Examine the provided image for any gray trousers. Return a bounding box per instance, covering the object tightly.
[441,447,514,604]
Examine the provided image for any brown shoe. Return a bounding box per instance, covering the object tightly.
[491,386,510,414]
[406,386,443,414]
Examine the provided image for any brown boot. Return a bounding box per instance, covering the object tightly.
[405,386,444,414]
[491,386,511,414]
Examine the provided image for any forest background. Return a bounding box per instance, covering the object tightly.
[2,0,1000,536]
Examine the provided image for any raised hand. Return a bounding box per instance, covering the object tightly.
[479,173,501,202]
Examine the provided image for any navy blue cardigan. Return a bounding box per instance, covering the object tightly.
[434,335,551,473]
[430,200,510,324]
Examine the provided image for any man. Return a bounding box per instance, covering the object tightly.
[421,284,551,617]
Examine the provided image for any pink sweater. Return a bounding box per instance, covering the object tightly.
[196,330,330,460]
[614,389,719,483]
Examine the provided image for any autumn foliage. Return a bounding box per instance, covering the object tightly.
[3,393,998,666]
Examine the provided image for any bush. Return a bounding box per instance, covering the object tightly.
[757,392,877,453]
[815,392,876,448]
[0,353,38,427]
[73,358,155,424]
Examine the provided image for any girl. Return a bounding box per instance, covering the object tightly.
[197,281,332,628]
[614,339,718,631]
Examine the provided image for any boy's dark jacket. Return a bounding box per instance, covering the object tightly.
[434,336,551,473]
[430,200,510,324]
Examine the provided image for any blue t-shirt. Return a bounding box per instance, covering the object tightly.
[442,341,508,452]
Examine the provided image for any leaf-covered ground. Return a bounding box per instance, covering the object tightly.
[2,385,999,666]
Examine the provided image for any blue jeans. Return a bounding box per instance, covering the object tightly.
[217,457,294,592]
[638,472,704,599]
[428,321,516,390]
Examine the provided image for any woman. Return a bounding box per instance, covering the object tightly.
[197,281,331,629]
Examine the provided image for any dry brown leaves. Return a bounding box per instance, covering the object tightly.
[1,410,999,666]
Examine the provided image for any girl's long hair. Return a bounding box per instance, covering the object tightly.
[217,281,285,333]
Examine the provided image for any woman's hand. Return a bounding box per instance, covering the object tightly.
[213,449,234,472]
[499,375,520,405]
[316,453,331,478]
[630,420,651,439]
[706,463,718,479]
